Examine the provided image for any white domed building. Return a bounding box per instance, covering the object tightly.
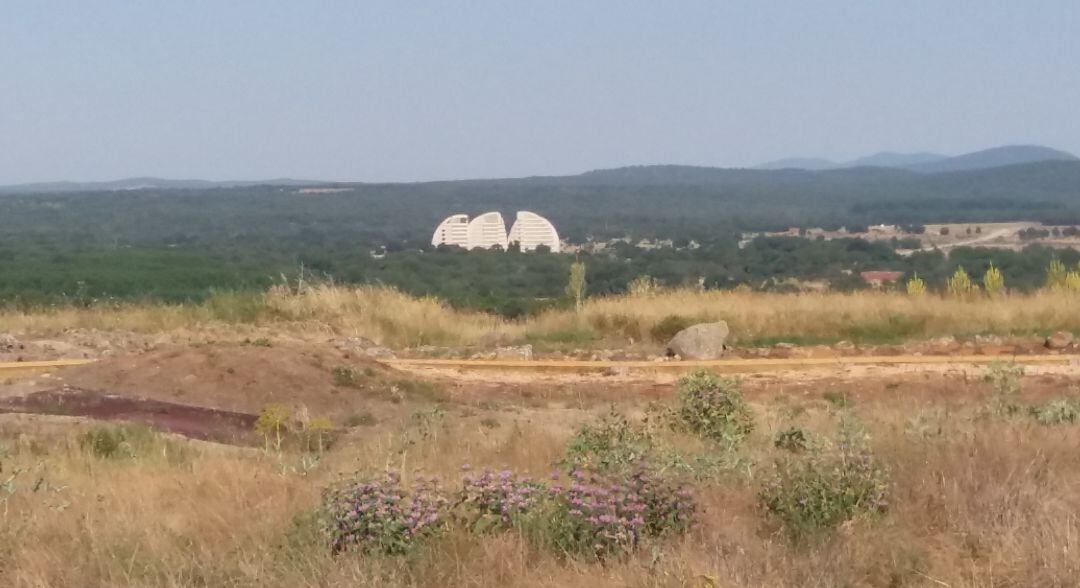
[431,214,470,248]
[431,211,558,251]
[466,211,509,249]
[508,211,560,252]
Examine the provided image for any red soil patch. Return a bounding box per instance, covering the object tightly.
[0,386,258,444]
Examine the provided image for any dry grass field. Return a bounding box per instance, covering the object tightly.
[5,285,1080,349]
[3,288,1080,586]
[3,350,1080,587]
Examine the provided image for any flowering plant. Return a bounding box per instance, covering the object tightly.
[322,471,448,554]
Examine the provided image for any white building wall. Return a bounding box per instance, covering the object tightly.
[466,211,509,250]
[508,211,561,252]
[431,214,470,248]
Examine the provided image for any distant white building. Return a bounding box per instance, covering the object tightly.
[508,211,560,252]
[431,214,470,248]
[431,211,560,252]
[466,211,509,249]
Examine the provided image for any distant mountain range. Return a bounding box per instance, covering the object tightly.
[2,145,1077,194]
[0,177,320,194]
[756,145,1077,173]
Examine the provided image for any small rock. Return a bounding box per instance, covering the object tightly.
[929,336,959,354]
[494,345,533,361]
[1046,331,1075,350]
[363,346,396,360]
[334,337,380,352]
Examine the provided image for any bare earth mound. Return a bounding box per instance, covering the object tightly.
[51,342,396,415]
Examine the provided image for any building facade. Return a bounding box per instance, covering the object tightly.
[507,210,560,252]
[466,211,509,249]
[431,211,560,252]
[431,214,470,248]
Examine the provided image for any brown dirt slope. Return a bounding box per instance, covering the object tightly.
[51,342,396,415]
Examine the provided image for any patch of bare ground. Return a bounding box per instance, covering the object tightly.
[39,342,398,414]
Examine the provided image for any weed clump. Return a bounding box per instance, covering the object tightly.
[332,366,360,388]
[79,424,159,460]
[1029,398,1080,425]
[649,314,700,342]
[759,419,890,541]
[984,362,1024,417]
[562,407,654,472]
[773,427,809,453]
[670,370,754,445]
[344,412,377,427]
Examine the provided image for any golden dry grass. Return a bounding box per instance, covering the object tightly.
[5,285,1080,349]
[3,373,1080,587]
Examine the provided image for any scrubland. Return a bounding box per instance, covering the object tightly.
[5,284,1080,349]
[3,364,1080,587]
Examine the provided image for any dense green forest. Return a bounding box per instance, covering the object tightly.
[2,160,1080,315]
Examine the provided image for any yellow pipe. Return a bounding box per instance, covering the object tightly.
[385,354,1080,374]
[0,359,97,378]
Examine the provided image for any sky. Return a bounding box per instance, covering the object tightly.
[2,1,1079,183]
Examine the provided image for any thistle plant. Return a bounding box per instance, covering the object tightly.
[759,418,890,540]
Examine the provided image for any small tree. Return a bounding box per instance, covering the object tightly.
[1066,269,1080,292]
[905,273,926,297]
[255,404,293,450]
[628,274,660,297]
[567,260,587,312]
[983,263,1005,297]
[947,266,976,297]
[1047,258,1068,291]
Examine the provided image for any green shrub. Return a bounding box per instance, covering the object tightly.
[985,362,1024,417]
[773,427,809,452]
[344,412,377,427]
[203,291,266,323]
[79,423,159,460]
[671,370,754,445]
[649,314,700,342]
[332,366,359,387]
[759,419,890,540]
[562,407,655,472]
[1030,398,1080,425]
[822,390,852,409]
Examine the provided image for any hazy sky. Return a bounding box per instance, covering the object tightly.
[2,1,1078,183]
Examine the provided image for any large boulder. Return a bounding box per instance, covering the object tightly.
[1046,331,1075,350]
[665,321,730,360]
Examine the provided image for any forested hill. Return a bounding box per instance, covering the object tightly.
[3,160,1080,247]
[3,159,1080,310]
